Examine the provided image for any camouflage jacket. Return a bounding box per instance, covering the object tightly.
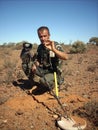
[37,41,64,74]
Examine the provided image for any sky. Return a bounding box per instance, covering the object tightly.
[0,0,98,45]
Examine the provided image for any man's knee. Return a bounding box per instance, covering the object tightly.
[40,73,54,89]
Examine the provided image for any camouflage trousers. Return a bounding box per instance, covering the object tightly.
[30,72,55,90]
[22,63,54,89]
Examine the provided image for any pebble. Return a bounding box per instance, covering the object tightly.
[53,114,58,119]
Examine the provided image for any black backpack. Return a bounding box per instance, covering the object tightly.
[20,42,34,77]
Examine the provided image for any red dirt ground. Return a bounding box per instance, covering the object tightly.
[0,44,98,130]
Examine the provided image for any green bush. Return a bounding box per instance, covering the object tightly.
[70,41,86,53]
[89,37,98,46]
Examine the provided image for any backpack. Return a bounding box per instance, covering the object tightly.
[20,49,34,77]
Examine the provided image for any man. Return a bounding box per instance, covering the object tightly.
[31,26,68,90]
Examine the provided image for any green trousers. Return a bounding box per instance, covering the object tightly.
[32,73,54,90]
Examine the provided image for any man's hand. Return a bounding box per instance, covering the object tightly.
[44,40,55,51]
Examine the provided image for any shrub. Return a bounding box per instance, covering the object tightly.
[70,41,86,53]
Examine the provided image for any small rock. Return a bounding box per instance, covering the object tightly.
[3,120,7,123]
[15,109,23,116]
[30,125,34,129]
[53,114,58,119]
[0,97,8,105]
[62,103,67,107]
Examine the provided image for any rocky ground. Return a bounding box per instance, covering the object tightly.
[0,44,98,130]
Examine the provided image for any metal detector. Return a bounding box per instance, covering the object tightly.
[36,67,87,130]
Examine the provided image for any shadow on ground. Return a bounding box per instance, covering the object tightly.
[12,78,49,95]
[12,79,32,90]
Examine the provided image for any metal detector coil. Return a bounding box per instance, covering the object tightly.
[57,116,86,130]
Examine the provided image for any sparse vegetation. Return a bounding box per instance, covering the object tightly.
[70,40,86,53]
[87,65,96,72]
[85,101,98,126]
[73,100,98,127]
[89,37,98,46]
[2,58,17,85]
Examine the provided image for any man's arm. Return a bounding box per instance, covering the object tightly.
[53,47,68,60]
[44,40,68,60]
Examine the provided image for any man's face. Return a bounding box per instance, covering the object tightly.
[38,29,50,45]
